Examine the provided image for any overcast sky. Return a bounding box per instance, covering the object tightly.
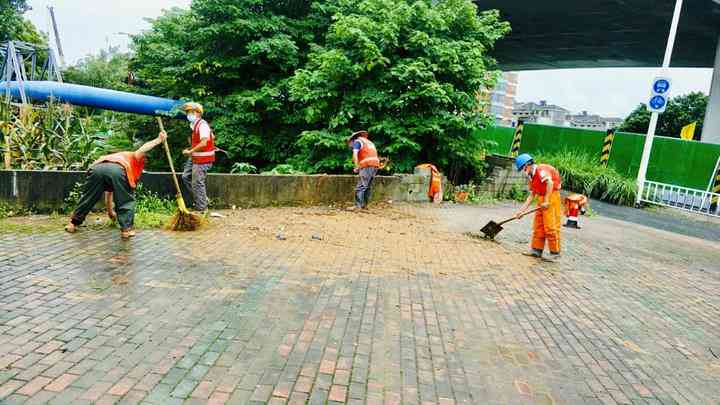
[26,0,714,119]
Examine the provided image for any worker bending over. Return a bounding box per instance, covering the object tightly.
[347,130,381,210]
[65,132,167,239]
[563,193,588,229]
[514,153,563,262]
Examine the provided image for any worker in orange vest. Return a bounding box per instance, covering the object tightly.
[415,163,443,203]
[347,130,381,210]
[514,153,563,262]
[64,131,167,239]
[181,102,215,214]
[563,193,588,229]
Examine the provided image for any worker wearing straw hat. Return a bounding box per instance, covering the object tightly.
[181,102,215,215]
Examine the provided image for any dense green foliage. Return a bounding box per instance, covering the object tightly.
[129,0,509,180]
[535,150,637,206]
[63,47,133,92]
[0,0,44,44]
[620,92,707,140]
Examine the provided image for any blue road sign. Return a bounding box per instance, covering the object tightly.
[653,78,671,94]
[649,95,667,110]
[647,76,671,113]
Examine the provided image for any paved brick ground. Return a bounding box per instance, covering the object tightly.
[0,203,718,405]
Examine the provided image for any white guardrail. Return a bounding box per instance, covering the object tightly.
[640,181,720,218]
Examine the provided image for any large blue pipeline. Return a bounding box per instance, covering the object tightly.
[1,81,183,116]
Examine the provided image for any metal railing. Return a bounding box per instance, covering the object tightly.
[640,180,720,217]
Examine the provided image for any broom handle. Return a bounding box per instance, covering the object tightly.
[156,117,183,196]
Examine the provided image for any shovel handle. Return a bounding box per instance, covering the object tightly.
[496,207,541,226]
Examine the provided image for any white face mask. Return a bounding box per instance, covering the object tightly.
[186,113,198,123]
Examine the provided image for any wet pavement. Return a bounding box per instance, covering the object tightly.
[0,203,718,405]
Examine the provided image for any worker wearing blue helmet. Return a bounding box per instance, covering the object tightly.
[514,153,563,262]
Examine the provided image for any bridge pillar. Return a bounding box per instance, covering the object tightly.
[701,35,720,144]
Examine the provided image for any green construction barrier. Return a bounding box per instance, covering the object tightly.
[476,124,720,190]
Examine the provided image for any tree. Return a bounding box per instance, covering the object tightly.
[130,2,324,171]
[620,92,708,140]
[289,0,509,179]
[0,0,44,44]
[63,47,132,92]
[129,0,509,179]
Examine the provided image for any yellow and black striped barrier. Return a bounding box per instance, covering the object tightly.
[600,128,615,166]
[510,120,524,157]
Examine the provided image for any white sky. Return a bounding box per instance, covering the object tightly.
[26,0,715,119]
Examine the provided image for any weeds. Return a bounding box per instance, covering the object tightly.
[60,182,175,229]
[534,150,637,206]
[230,162,258,174]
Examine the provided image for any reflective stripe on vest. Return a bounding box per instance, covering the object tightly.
[529,164,561,195]
[357,138,380,168]
[191,119,215,164]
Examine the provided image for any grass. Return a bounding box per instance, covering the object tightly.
[1,183,178,234]
[534,149,637,206]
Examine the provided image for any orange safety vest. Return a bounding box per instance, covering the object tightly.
[564,193,588,219]
[416,163,442,198]
[529,164,561,195]
[191,119,215,165]
[94,152,145,189]
[356,137,380,168]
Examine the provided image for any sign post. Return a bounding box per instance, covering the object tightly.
[635,0,684,206]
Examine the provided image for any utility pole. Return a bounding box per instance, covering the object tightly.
[48,6,65,67]
[635,0,683,206]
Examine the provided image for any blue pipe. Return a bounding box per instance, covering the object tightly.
[1,81,183,116]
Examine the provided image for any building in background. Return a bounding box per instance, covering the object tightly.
[512,100,571,127]
[480,72,518,126]
[567,111,624,130]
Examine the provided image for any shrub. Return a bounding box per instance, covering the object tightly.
[534,150,637,206]
[230,162,258,174]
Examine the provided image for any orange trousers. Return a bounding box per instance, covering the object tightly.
[532,190,562,253]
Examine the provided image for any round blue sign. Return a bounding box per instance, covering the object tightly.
[650,95,667,110]
[653,79,670,94]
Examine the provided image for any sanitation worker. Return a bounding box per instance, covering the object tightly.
[347,130,381,210]
[181,102,215,215]
[64,131,167,239]
[514,153,563,261]
[563,193,589,229]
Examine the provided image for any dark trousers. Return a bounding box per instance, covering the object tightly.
[71,163,136,230]
[355,167,378,208]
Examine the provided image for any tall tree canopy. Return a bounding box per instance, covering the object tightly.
[129,0,510,179]
[620,92,708,140]
[0,0,44,44]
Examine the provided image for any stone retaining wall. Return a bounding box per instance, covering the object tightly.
[0,170,435,212]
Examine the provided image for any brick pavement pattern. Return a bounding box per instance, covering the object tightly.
[0,203,719,405]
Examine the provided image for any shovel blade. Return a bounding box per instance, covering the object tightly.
[480,220,503,239]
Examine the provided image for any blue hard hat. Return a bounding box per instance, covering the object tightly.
[515,153,533,171]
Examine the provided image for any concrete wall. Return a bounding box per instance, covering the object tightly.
[0,170,434,212]
[478,154,527,196]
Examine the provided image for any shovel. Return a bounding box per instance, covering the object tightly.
[480,207,541,239]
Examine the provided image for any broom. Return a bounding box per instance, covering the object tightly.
[156,117,203,231]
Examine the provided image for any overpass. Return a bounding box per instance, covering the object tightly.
[476,0,720,143]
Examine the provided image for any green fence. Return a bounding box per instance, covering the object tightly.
[478,123,720,190]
